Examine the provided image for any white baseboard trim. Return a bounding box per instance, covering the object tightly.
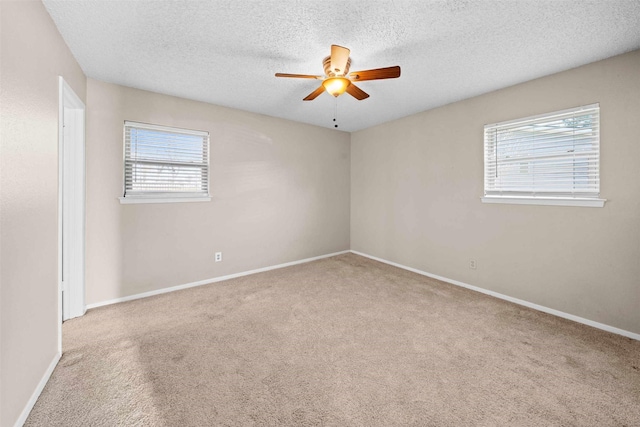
[86,250,350,310]
[351,250,640,341]
[14,352,61,427]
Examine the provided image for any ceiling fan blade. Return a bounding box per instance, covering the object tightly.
[345,83,369,100]
[349,66,401,81]
[275,73,323,79]
[303,85,325,101]
[330,45,350,75]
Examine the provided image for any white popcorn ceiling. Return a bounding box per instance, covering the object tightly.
[43,0,640,132]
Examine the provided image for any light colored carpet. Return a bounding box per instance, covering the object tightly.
[26,253,640,426]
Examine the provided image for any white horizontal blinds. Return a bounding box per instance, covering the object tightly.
[124,121,209,197]
[484,104,600,198]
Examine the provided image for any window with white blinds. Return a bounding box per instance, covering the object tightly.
[122,121,209,202]
[483,104,605,207]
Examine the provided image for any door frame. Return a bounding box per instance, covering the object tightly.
[58,77,86,352]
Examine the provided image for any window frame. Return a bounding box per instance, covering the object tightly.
[119,121,211,204]
[481,104,606,208]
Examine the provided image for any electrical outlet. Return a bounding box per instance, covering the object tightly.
[215,252,223,262]
[469,259,477,270]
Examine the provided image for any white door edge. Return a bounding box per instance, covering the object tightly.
[58,77,86,343]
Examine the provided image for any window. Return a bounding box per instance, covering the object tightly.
[120,121,210,204]
[482,104,605,207]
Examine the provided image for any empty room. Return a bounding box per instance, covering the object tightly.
[2,0,640,426]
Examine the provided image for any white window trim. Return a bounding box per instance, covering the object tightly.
[483,103,605,208]
[119,196,211,204]
[481,196,605,208]
[122,121,210,203]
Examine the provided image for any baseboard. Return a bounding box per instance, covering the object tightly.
[351,250,640,341]
[13,352,61,427]
[86,250,350,310]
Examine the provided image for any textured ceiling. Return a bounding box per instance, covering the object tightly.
[43,0,640,132]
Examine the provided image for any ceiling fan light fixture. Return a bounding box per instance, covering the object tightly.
[322,77,351,97]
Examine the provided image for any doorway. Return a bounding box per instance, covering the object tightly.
[58,77,86,351]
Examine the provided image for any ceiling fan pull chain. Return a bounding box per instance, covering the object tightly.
[333,98,339,128]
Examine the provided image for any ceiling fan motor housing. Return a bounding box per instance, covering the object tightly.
[323,56,351,77]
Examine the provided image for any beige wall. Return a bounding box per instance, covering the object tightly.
[0,1,87,425]
[85,79,350,305]
[351,50,640,334]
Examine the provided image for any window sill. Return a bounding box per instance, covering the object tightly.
[481,196,606,208]
[119,196,211,205]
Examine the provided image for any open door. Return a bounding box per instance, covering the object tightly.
[58,77,86,348]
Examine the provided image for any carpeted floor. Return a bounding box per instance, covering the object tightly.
[26,253,640,426]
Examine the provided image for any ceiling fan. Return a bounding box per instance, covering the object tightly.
[275,45,401,101]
